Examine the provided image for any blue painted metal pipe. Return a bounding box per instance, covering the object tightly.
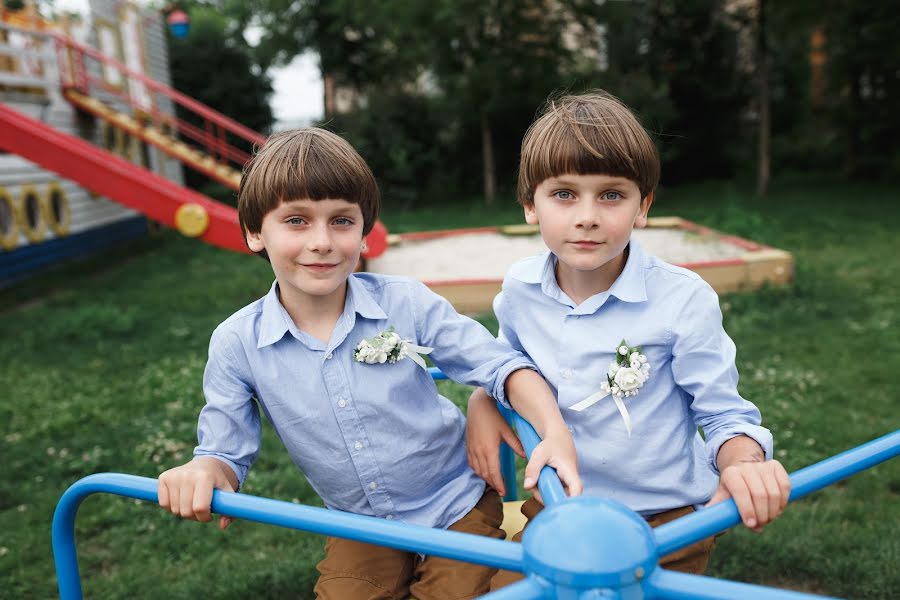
[53,473,524,600]
[479,577,548,600]
[647,568,837,599]
[654,428,900,557]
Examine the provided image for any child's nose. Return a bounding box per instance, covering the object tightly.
[575,203,600,228]
[307,224,333,252]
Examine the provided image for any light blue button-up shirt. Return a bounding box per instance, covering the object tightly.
[195,273,534,529]
[494,241,773,516]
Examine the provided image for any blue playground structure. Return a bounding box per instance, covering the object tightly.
[53,368,900,599]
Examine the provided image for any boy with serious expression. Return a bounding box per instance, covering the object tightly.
[465,91,791,589]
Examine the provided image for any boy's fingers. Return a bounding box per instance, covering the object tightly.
[744,469,769,528]
[775,464,792,511]
[486,451,505,497]
[157,478,170,510]
[523,444,549,489]
[193,482,214,523]
[219,516,234,530]
[555,465,582,496]
[704,486,728,507]
[500,426,526,458]
[179,483,196,520]
[167,485,181,517]
[762,467,784,524]
[724,470,757,529]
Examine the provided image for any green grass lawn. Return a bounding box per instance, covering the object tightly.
[2,174,898,599]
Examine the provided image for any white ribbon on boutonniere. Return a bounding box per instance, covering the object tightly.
[353,326,433,369]
[568,339,650,437]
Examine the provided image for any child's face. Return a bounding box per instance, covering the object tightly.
[246,198,366,309]
[526,173,652,287]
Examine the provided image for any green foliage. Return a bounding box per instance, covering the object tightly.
[167,4,274,191]
[595,0,750,182]
[1,175,898,598]
[328,92,445,208]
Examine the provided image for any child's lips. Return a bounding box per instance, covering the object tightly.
[570,240,603,249]
[302,263,339,272]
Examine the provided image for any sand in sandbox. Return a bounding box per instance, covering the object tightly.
[368,227,749,282]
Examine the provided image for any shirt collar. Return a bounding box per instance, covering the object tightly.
[257,280,294,348]
[257,276,389,349]
[607,240,648,303]
[511,240,649,310]
[345,275,389,321]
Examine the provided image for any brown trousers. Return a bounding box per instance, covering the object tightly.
[314,488,505,600]
[491,497,717,590]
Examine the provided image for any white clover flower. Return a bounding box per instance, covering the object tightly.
[618,345,629,355]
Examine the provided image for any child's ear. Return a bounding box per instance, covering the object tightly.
[634,191,654,229]
[524,203,539,225]
[246,231,265,253]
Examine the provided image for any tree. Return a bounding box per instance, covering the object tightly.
[233,0,589,205]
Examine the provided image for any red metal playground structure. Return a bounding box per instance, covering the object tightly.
[0,16,385,279]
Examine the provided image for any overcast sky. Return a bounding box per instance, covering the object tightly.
[55,0,325,128]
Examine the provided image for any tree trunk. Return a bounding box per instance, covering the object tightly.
[323,73,335,120]
[481,111,496,206]
[845,67,861,178]
[756,0,770,198]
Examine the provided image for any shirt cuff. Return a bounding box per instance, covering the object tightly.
[194,451,247,490]
[705,425,774,475]
[491,360,538,409]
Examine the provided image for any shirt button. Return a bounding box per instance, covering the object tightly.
[368,481,378,490]
[354,440,363,450]
[567,425,575,434]
[562,368,574,379]
[325,352,333,360]
[337,398,347,408]
[385,515,394,520]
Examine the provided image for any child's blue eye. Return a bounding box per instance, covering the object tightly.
[554,191,573,200]
[286,217,305,225]
[603,191,621,201]
[333,217,353,226]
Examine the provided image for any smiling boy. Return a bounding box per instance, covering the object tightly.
[465,91,791,586]
[157,128,580,599]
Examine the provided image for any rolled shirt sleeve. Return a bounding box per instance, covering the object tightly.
[194,326,262,488]
[410,280,535,406]
[670,282,773,473]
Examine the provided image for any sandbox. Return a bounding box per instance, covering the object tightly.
[368,217,793,313]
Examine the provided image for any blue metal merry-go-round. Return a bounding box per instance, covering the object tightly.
[53,368,900,599]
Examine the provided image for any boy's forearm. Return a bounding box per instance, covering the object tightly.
[716,435,766,471]
[504,369,568,438]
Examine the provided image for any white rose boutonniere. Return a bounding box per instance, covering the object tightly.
[354,326,433,369]
[569,339,650,437]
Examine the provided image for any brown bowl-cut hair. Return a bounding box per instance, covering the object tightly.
[238,128,381,249]
[517,91,660,206]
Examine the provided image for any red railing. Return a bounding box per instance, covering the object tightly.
[53,32,266,184]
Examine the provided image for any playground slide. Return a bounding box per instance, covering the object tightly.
[0,102,251,254]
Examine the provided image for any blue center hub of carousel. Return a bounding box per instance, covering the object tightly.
[522,497,658,589]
